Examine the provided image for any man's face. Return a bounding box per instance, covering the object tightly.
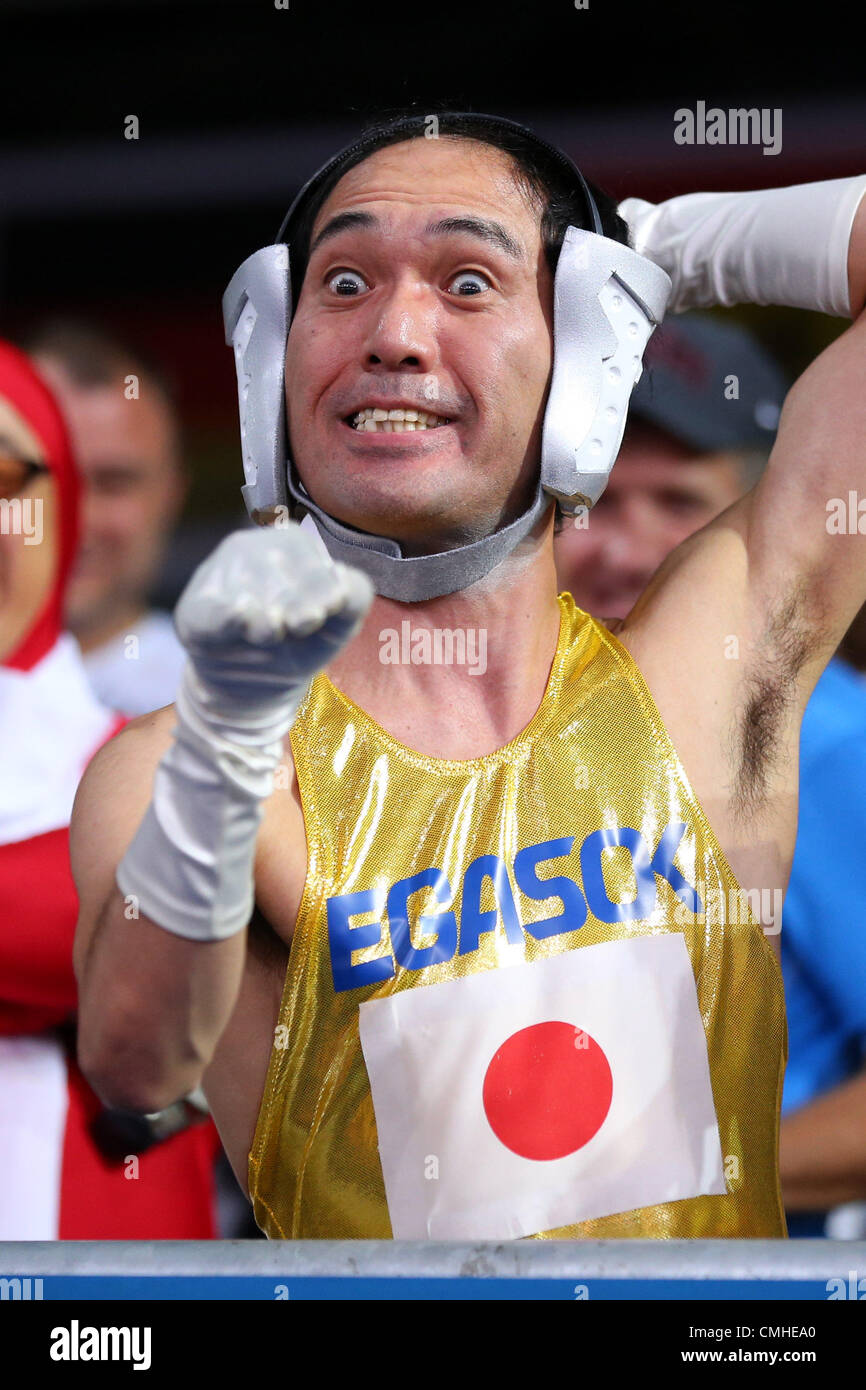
[32,358,185,634]
[284,136,554,555]
[555,420,745,619]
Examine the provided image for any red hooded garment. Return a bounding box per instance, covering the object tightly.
[0,340,220,1238]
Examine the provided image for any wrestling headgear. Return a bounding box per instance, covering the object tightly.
[223,112,671,601]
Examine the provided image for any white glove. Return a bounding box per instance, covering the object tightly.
[116,525,374,941]
[618,176,866,318]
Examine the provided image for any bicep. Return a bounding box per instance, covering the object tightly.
[743,309,866,662]
[70,706,177,979]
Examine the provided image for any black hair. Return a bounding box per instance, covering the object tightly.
[284,103,630,293]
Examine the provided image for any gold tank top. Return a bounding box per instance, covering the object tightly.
[249,593,787,1239]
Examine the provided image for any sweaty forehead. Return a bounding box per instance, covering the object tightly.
[309,137,542,248]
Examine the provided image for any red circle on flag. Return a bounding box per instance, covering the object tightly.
[482,1020,613,1161]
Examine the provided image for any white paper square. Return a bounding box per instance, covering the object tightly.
[359,934,725,1239]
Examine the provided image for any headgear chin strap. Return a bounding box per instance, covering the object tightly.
[222,113,672,601]
[288,470,551,603]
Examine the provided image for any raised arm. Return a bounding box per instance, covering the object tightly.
[619,176,866,683]
[742,191,866,668]
[72,525,372,1112]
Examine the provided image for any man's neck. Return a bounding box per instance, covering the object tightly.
[72,602,149,656]
[326,516,563,760]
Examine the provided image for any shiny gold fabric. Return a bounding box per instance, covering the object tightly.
[249,594,787,1239]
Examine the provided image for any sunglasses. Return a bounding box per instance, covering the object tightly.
[0,452,49,502]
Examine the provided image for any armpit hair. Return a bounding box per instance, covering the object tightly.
[730,578,823,820]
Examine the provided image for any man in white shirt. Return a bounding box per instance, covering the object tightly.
[25,320,188,716]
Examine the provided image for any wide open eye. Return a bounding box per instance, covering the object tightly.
[326,269,369,297]
[447,270,491,297]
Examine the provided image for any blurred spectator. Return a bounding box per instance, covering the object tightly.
[23,320,188,716]
[555,312,866,1238]
[0,339,220,1238]
[27,319,258,1237]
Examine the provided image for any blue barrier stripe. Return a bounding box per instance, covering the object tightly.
[2,1276,843,1301]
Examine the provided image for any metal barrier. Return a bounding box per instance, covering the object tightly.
[3,1239,865,1300]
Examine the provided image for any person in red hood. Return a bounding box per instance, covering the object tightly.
[0,339,220,1238]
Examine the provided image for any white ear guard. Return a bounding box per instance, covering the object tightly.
[223,243,292,522]
[223,229,671,522]
[541,227,672,513]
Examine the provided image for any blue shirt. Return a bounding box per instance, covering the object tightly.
[781,657,866,1116]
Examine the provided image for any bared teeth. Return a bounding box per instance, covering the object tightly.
[349,407,451,431]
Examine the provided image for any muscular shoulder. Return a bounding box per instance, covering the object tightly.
[79,702,297,801]
[72,703,177,837]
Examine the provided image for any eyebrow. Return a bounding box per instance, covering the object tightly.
[308,210,524,262]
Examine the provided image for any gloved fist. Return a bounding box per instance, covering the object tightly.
[115,522,375,945]
[173,523,375,706]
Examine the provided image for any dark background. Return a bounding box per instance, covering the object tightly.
[1,0,863,533]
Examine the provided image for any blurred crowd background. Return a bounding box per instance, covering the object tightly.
[1,0,864,1241]
[3,0,864,591]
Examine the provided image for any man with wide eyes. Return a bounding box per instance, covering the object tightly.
[71,110,866,1241]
